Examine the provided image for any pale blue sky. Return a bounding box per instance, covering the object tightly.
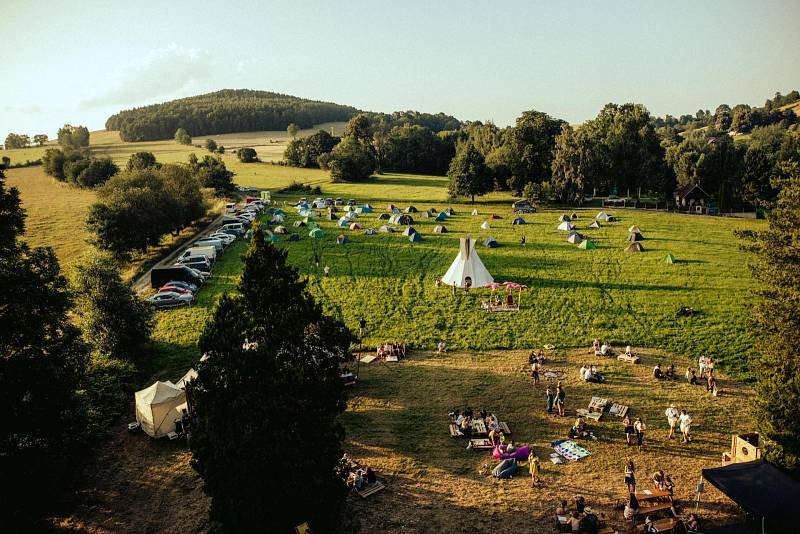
[1,0,798,137]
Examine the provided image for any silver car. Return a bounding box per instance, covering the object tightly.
[148,291,193,309]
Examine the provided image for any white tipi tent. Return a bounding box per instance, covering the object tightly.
[134,381,186,438]
[441,237,494,288]
[175,368,198,389]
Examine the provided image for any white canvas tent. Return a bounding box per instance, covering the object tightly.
[480,221,491,230]
[441,237,494,288]
[176,368,198,389]
[134,381,186,438]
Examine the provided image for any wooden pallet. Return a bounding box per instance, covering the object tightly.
[589,397,609,411]
[499,421,512,434]
[357,481,385,498]
[618,354,641,364]
[385,355,399,362]
[449,424,462,437]
[609,403,629,418]
[576,408,603,421]
[469,438,494,450]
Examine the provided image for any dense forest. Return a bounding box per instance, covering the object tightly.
[105,89,361,141]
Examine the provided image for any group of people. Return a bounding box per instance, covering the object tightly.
[545,382,567,416]
[528,349,545,383]
[342,454,379,492]
[578,364,605,383]
[652,363,676,380]
[694,355,720,396]
[451,407,507,447]
[590,339,616,357]
[569,416,596,440]
[376,342,406,359]
[622,416,648,450]
[665,403,693,443]
[556,496,605,533]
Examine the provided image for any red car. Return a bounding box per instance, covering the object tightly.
[159,285,193,296]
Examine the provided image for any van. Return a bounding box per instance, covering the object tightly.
[179,246,217,264]
[225,203,236,213]
[193,238,224,253]
[221,222,245,236]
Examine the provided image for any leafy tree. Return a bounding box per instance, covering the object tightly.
[287,122,300,138]
[4,133,30,149]
[523,180,555,205]
[189,154,235,195]
[126,151,158,171]
[189,225,352,531]
[507,110,566,194]
[174,127,192,145]
[284,130,340,168]
[327,136,376,182]
[42,148,69,180]
[236,147,258,163]
[57,124,90,149]
[68,158,118,188]
[205,139,218,152]
[70,248,153,360]
[485,145,514,190]
[216,145,225,154]
[0,168,89,524]
[447,143,492,203]
[161,164,207,230]
[383,124,455,175]
[0,156,9,169]
[33,134,49,147]
[738,162,800,474]
[550,125,594,204]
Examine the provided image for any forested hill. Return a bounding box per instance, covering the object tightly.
[105,89,361,141]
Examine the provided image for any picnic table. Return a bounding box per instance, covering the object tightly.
[576,408,602,422]
[471,419,487,435]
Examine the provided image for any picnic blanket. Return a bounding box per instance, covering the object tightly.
[552,439,592,461]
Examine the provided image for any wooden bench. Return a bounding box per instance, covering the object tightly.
[357,481,385,498]
[469,438,494,450]
[483,303,520,312]
[618,353,641,364]
[576,408,603,421]
[499,421,511,434]
[635,501,675,516]
[449,423,461,437]
[636,517,679,532]
[472,419,487,435]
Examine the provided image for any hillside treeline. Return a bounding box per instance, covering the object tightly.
[105,89,361,142]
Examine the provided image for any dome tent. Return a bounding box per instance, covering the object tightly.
[578,239,596,250]
[408,232,423,243]
[293,220,307,227]
[405,206,418,213]
[349,223,362,230]
[483,237,499,248]
[441,237,494,288]
[567,233,583,244]
[558,214,571,222]
[433,225,448,233]
[664,252,677,264]
[309,228,324,238]
[570,212,578,220]
[627,232,644,242]
[625,242,644,253]
[378,225,394,233]
[471,209,479,216]
[557,221,575,231]
[273,225,287,234]
[587,220,600,229]
[512,217,526,225]
[480,221,491,230]
[364,228,376,235]
[135,381,186,438]
[436,212,448,222]
[378,213,390,220]
[287,233,300,241]
[336,234,350,245]
[402,226,417,236]
[628,225,641,233]
[337,218,349,227]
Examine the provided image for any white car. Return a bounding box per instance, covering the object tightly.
[209,232,235,245]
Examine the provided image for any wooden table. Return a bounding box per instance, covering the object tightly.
[632,488,672,502]
[471,419,487,435]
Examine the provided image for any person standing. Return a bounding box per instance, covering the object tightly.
[698,355,706,377]
[323,265,330,277]
[531,359,540,385]
[451,281,457,297]
[529,450,541,487]
[634,417,646,451]
[624,458,636,494]
[665,404,680,440]
[679,410,693,443]
[707,357,715,377]
[358,318,367,339]
[555,382,566,416]
[623,415,634,446]
[545,385,555,414]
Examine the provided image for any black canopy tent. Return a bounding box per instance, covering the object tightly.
[702,460,800,533]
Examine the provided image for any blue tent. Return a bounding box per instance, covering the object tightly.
[408,232,423,243]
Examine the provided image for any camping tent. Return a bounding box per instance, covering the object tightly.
[627,232,644,241]
[557,221,575,231]
[360,206,373,213]
[445,207,455,215]
[405,206,418,213]
[702,460,800,532]
[337,218,349,227]
[265,234,280,242]
[628,225,641,233]
[390,214,412,225]
[558,214,571,222]
[345,211,358,220]
[135,381,186,438]
[587,220,600,229]
[402,227,417,236]
[578,239,596,250]
[435,213,448,222]
[483,237,499,248]
[664,253,676,264]
[512,217,526,225]
[471,209,479,216]
[570,212,578,220]
[378,213,390,220]
[323,212,336,221]
[625,242,644,252]
[273,225,287,234]
[422,211,432,219]
[386,204,396,212]
[427,208,437,216]
[567,233,583,244]
[175,369,197,389]
[364,228,376,235]
[441,237,494,288]
[596,211,610,220]
[287,234,300,241]
[345,205,355,212]
[378,225,394,233]
[408,232,422,243]
[270,214,285,224]
[480,221,491,230]
[293,220,307,227]
[309,228,324,238]
[433,225,447,233]
[336,234,349,245]
[349,223,362,230]
[364,203,373,209]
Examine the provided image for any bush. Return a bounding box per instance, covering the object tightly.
[205,139,218,152]
[279,180,317,194]
[237,147,258,163]
[175,128,192,145]
[328,136,375,183]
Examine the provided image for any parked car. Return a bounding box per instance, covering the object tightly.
[159,285,193,296]
[160,280,198,294]
[148,291,192,309]
[184,266,208,282]
[176,258,211,275]
[150,266,204,289]
[179,246,216,263]
[209,232,235,245]
[512,200,536,214]
[193,238,224,253]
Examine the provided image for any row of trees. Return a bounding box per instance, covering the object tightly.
[86,154,209,256]
[1,168,152,524]
[106,89,360,142]
[42,148,119,188]
[4,132,49,149]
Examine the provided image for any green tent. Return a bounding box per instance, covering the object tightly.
[265,234,280,243]
[309,228,324,238]
[664,253,677,264]
[578,239,596,250]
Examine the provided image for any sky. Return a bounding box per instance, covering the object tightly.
[1,0,799,137]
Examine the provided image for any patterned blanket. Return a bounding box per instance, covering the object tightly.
[552,439,591,461]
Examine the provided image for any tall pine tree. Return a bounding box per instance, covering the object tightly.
[189,224,353,531]
[739,161,800,474]
[0,169,89,523]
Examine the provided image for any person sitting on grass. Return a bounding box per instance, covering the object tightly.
[665,363,675,379]
[584,365,604,383]
[591,339,600,353]
[556,499,569,516]
[575,495,586,513]
[365,467,377,486]
[653,363,664,380]
[569,417,587,439]
[492,457,518,479]
[437,341,447,353]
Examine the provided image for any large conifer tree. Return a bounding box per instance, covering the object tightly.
[189,224,353,531]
